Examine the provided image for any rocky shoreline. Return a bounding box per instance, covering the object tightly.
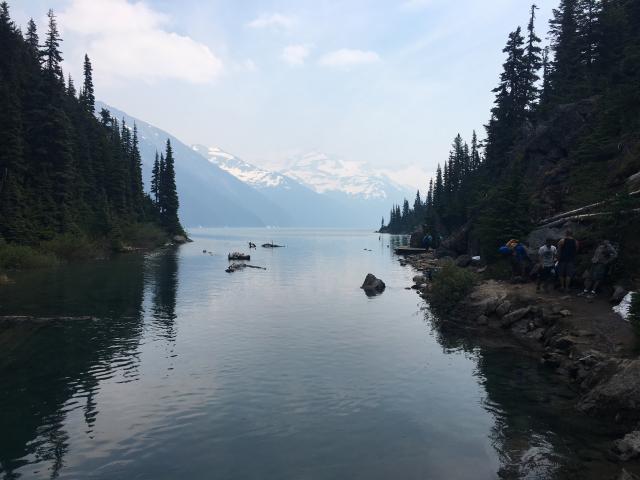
[400,251,640,477]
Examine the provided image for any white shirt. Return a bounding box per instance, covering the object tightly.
[539,245,557,268]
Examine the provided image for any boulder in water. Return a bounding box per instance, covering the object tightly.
[361,274,386,296]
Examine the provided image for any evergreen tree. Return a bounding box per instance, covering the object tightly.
[577,0,602,79]
[413,190,422,214]
[470,130,482,170]
[160,140,181,234]
[524,4,543,112]
[426,179,434,209]
[42,9,63,83]
[548,0,581,101]
[25,18,39,59]
[80,54,95,113]
[0,4,178,245]
[130,124,144,215]
[433,164,444,211]
[485,27,527,167]
[151,151,160,205]
[67,74,76,98]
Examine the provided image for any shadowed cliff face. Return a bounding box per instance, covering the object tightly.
[510,96,640,220]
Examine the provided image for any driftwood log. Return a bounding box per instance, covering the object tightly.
[225,263,267,273]
[539,189,640,225]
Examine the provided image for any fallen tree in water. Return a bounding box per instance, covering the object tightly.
[225,263,267,273]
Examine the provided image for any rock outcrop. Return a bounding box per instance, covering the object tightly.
[361,274,386,296]
[578,359,640,424]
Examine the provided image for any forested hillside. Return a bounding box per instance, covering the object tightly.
[383,0,640,270]
[0,3,183,256]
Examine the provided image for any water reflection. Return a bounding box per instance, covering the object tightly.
[424,309,622,480]
[148,250,179,342]
[0,250,179,479]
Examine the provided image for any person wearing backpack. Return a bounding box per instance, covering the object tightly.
[537,238,557,292]
[557,230,579,293]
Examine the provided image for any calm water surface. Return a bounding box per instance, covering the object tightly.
[0,229,621,479]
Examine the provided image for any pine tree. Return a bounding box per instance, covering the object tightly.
[413,190,422,213]
[151,151,160,205]
[0,3,176,245]
[426,179,434,209]
[160,140,181,234]
[0,2,14,31]
[433,164,444,211]
[470,130,481,170]
[67,75,76,98]
[130,123,144,215]
[25,18,39,59]
[540,46,552,104]
[485,27,527,167]
[577,0,602,80]
[42,9,63,83]
[80,54,95,113]
[548,0,581,101]
[524,4,543,112]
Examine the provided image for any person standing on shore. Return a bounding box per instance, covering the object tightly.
[557,230,579,292]
[537,238,557,292]
[580,240,618,297]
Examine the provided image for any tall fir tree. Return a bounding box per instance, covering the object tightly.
[25,18,39,59]
[151,151,160,205]
[524,4,543,112]
[80,54,95,113]
[548,0,581,101]
[160,140,181,234]
[42,9,63,83]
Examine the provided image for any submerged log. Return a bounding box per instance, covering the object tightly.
[225,263,267,273]
[262,243,284,248]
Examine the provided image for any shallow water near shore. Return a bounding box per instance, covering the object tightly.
[0,229,628,479]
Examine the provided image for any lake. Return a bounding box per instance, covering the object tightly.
[0,229,620,479]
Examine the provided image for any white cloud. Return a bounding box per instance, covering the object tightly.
[318,49,381,68]
[59,0,223,84]
[281,44,311,66]
[246,13,295,30]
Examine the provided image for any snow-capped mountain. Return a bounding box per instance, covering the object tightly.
[192,145,292,190]
[277,151,412,201]
[193,145,414,228]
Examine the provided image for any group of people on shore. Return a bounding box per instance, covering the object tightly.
[501,230,618,298]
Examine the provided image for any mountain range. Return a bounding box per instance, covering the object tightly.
[98,102,413,228]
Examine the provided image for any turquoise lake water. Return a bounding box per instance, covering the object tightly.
[0,229,622,479]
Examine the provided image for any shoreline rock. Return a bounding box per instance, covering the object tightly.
[398,250,640,442]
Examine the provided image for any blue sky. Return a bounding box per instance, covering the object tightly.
[13,0,558,189]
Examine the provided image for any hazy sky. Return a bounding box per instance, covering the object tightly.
[13,0,558,189]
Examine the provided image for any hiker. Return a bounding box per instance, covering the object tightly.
[556,230,579,292]
[580,240,618,297]
[537,238,557,292]
[500,239,530,280]
[422,233,433,250]
[512,241,530,280]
